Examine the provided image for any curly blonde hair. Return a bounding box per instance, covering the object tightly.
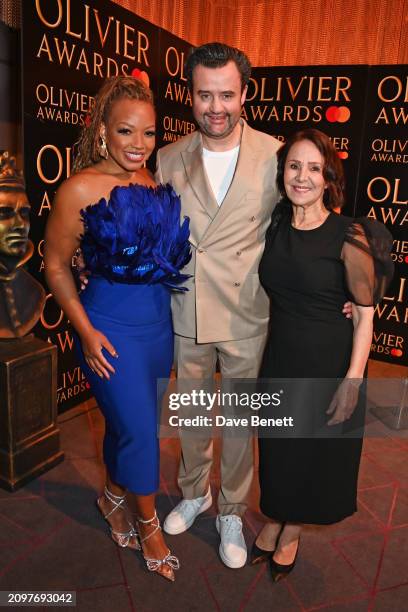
[73,76,154,172]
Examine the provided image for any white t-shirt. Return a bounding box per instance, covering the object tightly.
[202,145,240,206]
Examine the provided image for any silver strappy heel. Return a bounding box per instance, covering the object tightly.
[137,511,180,582]
[96,486,140,550]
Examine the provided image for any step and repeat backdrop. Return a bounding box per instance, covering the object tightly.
[356,67,407,363]
[244,66,369,217]
[245,65,407,366]
[21,0,406,411]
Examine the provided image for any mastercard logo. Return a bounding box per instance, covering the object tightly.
[326,106,351,123]
[131,68,150,87]
[390,348,403,357]
[337,151,349,160]
[405,255,408,264]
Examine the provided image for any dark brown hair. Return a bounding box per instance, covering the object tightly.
[185,42,251,91]
[276,129,345,210]
[73,76,154,172]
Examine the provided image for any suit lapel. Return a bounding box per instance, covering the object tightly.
[202,121,260,238]
[181,132,219,219]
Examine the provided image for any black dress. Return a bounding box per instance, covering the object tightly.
[258,211,393,525]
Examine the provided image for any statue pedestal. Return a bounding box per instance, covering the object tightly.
[0,335,64,491]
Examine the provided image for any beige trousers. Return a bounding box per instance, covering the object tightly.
[174,333,267,516]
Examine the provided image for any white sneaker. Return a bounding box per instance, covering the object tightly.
[216,514,247,569]
[163,489,212,535]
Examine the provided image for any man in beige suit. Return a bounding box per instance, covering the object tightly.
[156,43,281,568]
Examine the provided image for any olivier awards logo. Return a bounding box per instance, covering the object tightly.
[35,85,95,127]
[163,46,192,107]
[160,44,196,143]
[366,176,407,226]
[243,74,352,124]
[243,72,355,161]
[57,366,90,404]
[34,0,151,78]
[371,276,406,359]
[370,139,408,164]
[35,143,71,221]
[32,1,153,129]
[374,75,408,126]
[365,71,407,227]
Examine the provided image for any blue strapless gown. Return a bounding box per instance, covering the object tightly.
[77,183,190,494]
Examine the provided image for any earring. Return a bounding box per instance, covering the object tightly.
[99,135,108,160]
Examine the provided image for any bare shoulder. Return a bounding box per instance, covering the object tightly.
[135,167,156,187]
[54,168,111,210]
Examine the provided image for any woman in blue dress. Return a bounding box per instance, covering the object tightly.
[44,76,190,582]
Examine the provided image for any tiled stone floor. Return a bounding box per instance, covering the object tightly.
[0,377,407,611]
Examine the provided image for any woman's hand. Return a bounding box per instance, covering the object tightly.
[342,301,353,319]
[81,328,118,379]
[326,378,362,425]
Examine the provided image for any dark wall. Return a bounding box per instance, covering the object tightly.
[0,20,20,161]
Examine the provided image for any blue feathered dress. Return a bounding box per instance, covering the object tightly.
[78,183,190,494]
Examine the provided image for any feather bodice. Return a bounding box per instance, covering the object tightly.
[80,183,191,289]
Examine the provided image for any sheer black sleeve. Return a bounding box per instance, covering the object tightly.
[342,218,394,306]
[264,198,291,251]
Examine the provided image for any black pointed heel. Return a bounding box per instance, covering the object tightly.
[250,541,274,565]
[269,538,300,582]
[251,523,284,565]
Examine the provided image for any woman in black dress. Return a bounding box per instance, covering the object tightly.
[252,129,393,580]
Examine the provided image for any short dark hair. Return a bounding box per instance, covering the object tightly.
[276,129,345,210]
[185,42,251,91]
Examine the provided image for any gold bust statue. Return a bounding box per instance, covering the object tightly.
[0,152,45,338]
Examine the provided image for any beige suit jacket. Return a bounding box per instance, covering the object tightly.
[156,120,281,343]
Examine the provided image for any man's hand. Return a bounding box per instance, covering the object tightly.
[79,269,89,290]
[342,301,353,319]
[73,249,89,290]
[326,378,362,425]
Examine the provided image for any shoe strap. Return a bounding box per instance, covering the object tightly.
[137,510,158,525]
[102,486,126,520]
[111,525,139,547]
[136,512,180,571]
[137,511,162,544]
